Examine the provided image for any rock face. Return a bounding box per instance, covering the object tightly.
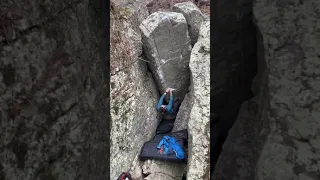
[140,12,192,100]
[110,4,160,180]
[210,0,258,170]
[142,160,186,180]
[187,21,210,180]
[213,0,320,179]
[172,2,205,46]
[172,92,192,132]
[254,0,320,179]
[0,0,108,180]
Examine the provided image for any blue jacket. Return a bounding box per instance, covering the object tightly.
[157,136,184,159]
[157,93,173,115]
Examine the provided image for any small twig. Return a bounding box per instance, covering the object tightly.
[137,57,150,62]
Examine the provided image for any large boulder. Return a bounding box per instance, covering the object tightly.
[187,20,210,180]
[172,2,206,46]
[0,0,108,179]
[110,5,160,180]
[213,0,320,179]
[140,12,192,100]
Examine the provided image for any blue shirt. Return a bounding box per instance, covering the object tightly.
[157,93,173,114]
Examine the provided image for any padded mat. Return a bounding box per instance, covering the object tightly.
[139,140,185,163]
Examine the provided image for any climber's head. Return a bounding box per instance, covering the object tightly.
[159,105,167,114]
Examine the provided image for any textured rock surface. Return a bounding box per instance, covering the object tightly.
[142,160,186,180]
[110,4,160,180]
[254,1,320,179]
[172,92,192,132]
[213,0,320,179]
[140,12,192,100]
[172,2,205,45]
[210,0,257,170]
[111,0,154,28]
[0,0,108,180]
[187,20,210,180]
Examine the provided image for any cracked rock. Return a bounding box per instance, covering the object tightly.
[173,1,205,46]
[0,0,109,179]
[213,0,320,179]
[140,11,191,100]
[187,20,210,180]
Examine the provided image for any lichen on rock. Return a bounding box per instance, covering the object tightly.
[0,0,109,179]
[187,20,210,180]
[110,3,160,180]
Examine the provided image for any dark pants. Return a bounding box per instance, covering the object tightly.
[162,99,181,120]
[156,99,182,134]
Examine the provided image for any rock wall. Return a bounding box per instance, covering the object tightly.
[140,11,192,100]
[254,0,320,179]
[210,0,258,170]
[172,92,192,132]
[142,160,186,180]
[0,0,108,180]
[172,2,206,46]
[111,2,211,179]
[187,20,210,180]
[110,3,160,180]
[213,0,320,179]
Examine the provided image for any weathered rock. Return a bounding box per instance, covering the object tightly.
[129,153,144,179]
[172,2,205,45]
[0,0,108,179]
[140,12,192,101]
[212,96,270,179]
[111,0,153,30]
[142,160,186,180]
[187,20,210,180]
[214,0,320,179]
[110,5,160,180]
[254,0,320,179]
[172,92,192,132]
[210,0,257,170]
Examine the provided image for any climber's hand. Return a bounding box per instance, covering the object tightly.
[166,88,170,93]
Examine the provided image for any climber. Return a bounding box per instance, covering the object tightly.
[157,88,181,118]
[157,135,184,160]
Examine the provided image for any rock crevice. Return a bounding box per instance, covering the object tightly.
[213,0,320,179]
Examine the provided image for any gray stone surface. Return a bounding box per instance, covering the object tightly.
[172,1,205,46]
[210,0,257,140]
[142,160,186,180]
[213,96,270,179]
[110,4,160,180]
[254,0,320,179]
[213,0,320,179]
[187,20,210,180]
[140,11,192,101]
[0,0,108,179]
[172,92,192,132]
[210,0,258,173]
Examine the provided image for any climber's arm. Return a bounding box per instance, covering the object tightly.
[157,93,167,110]
[166,91,173,112]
